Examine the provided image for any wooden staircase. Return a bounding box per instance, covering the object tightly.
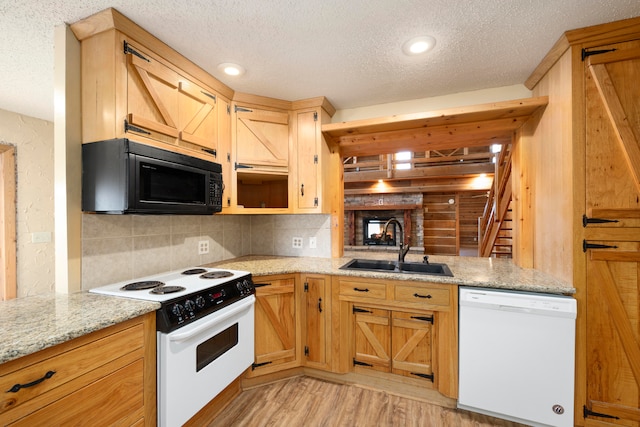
[479,145,513,258]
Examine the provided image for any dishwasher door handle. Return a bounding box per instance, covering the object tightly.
[497,305,534,314]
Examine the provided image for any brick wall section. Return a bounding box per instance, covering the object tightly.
[344,194,424,248]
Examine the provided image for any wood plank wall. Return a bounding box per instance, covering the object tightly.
[424,191,487,256]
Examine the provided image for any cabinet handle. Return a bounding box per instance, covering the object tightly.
[354,287,369,292]
[413,293,432,299]
[7,370,56,393]
[318,298,323,313]
[301,184,304,197]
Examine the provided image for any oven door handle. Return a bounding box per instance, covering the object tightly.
[168,295,255,343]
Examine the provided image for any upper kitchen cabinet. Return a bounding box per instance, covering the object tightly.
[291,98,337,214]
[228,94,337,214]
[517,16,640,427]
[232,95,290,212]
[70,8,234,163]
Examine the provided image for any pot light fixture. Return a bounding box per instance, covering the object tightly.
[402,36,436,55]
[218,62,245,76]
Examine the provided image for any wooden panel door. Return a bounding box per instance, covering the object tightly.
[250,276,297,375]
[124,40,180,143]
[295,110,319,210]
[352,306,390,373]
[178,78,218,154]
[583,40,640,425]
[391,311,434,383]
[302,274,330,370]
[234,105,289,171]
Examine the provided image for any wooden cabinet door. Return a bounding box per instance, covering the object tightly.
[234,105,289,172]
[352,306,390,373]
[302,274,330,370]
[177,79,218,155]
[583,40,640,425]
[391,311,434,383]
[294,110,319,210]
[250,276,297,375]
[124,40,180,143]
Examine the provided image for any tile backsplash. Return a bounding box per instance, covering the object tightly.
[82,213,331,289]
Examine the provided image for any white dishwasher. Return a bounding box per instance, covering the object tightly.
[458,287,577,427]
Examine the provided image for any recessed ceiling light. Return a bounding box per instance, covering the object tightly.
[218,63,245,76]
[402,36,436,55]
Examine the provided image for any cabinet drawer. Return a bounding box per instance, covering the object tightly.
[0,323,144,419]
[8,360,144,427]
[394,284,450,306]
[340,280,386,300]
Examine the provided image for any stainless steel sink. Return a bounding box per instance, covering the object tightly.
[339,259,453,277]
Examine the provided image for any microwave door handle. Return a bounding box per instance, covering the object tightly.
[168,296,255,343]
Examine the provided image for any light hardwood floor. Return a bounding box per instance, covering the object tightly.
[210,376,526,427]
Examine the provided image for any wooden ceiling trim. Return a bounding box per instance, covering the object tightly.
[323,97,548,157]
[335,120,520,157]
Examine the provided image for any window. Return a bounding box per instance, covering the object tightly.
[394,151,412,170]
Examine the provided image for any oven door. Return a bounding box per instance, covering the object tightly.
[157,295,255,427]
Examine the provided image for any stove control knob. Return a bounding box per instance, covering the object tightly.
[236,282,244,295]
[184,299,196,312]
[171,303,184,317]
[243,279,254,291]
[195,295,206,309]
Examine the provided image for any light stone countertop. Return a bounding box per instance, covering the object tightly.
[0,292,159,365]
[207,251,574,295]
[1,252,572,366]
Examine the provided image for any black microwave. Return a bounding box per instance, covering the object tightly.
[82,139,223,215]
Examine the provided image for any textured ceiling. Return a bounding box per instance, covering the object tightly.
[1,1,640,122]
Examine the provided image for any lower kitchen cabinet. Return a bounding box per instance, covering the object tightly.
[301,274,331,371]
[352,307,435,384]
[0,313,156,426]
[246,274,300,377]
[339,276,458,399]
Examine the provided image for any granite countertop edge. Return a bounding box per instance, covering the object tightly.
[207,252,575,296]
[1,253,572,366]
[0,293,160,365]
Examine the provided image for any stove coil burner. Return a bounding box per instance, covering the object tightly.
[182,268,207,275]
[150,285,186,295]
[121,280,165,291]
[200,271,234,280]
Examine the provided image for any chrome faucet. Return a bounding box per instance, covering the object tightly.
[383,218,410,263]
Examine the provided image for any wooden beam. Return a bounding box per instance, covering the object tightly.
[333,117,526,158]
[323,97,548,140]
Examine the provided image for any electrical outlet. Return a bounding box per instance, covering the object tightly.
[198,240,209,255]
[31,231,51,243]
[378,198,384,205]
[292,237,303,249]
[309,237,317,249]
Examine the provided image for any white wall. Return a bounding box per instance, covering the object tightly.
[0,108,55,296]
